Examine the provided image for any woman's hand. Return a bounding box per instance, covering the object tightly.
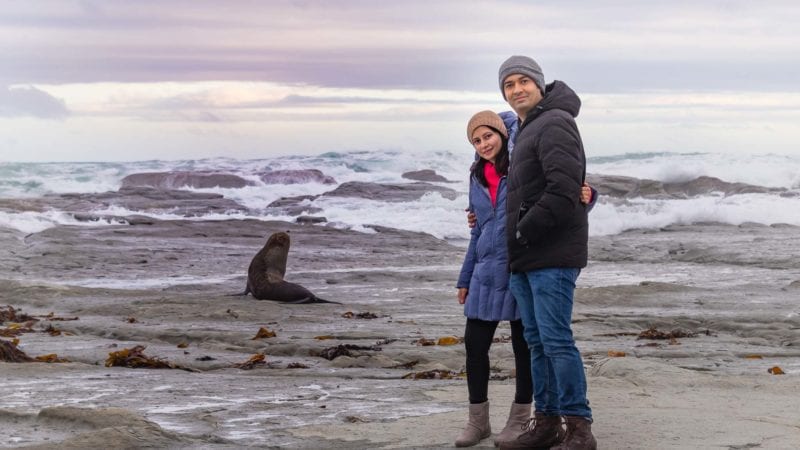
[457,288,468,304]
[580,182,593,204]
[466,208,477,228]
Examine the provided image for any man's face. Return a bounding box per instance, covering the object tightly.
[503,74,542,118]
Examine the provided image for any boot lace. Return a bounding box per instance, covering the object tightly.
[521,417,538,432]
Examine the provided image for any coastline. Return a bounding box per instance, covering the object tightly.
[2,218,799,448]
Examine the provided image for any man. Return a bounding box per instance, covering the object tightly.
[498,55,597,450]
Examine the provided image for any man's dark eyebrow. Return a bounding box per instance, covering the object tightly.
[504,75,530,85]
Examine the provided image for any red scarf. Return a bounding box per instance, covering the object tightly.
[483,162,500,207]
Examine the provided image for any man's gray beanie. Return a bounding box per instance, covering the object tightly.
[499,55,545,99]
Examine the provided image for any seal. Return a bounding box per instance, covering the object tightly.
[239,231,340,304]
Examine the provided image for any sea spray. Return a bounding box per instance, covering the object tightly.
[1,150,798,237]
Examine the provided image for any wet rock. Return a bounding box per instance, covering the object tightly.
[259,169,336,185]
[401,169,451,183]
[785,280,800,290]
[585,174,670,199]
[322,181,458,202]
[663,176,778,198]
[586,174,784,199]
[267,195,319,208]
[296,216,327,224]
[35,188,248,217]
[266,195,323,216]
[15,406,226,449]
[121,171,254,190]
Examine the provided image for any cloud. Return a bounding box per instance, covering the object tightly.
[2,1,799,93]
[0,86,69,118]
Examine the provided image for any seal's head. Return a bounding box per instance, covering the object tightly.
[266,231,290,249]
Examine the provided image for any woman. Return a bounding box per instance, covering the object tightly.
[454,111,593,447]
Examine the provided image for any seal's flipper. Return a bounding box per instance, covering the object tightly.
[227,285,251,297]
[309,296,342,305]
[282,296,342,305]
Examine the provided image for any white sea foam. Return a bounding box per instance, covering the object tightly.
[1,151,798,237]
[589,152,800,188]
[0,210,125,234]
[303,191,470,240]
[589,193,800,236]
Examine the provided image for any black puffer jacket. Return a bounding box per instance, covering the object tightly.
[506,80,588,272]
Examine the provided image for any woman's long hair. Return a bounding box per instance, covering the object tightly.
[470,127,509,187]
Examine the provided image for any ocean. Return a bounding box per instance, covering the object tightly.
[1,150,799,238]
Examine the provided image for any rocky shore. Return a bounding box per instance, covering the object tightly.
[1,167,799,448]
[2,214,799,448]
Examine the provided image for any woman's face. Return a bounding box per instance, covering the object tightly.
[471,126,502,164]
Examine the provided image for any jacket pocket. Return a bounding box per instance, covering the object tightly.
[515,201,530,246]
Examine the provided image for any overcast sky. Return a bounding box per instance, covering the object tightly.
[2,0,799,162]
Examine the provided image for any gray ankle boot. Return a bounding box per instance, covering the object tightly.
[493,402,531,447]
[455,401,491,447]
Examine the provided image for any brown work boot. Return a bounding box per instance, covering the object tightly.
[498,412,564,450]
[551,416,597,450]
[493,402,531,447]
[454,401,491,447]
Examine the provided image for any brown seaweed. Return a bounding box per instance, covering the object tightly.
[436,336,462,346]
[105,345,187,370]
[341,311,379,319]
[34,353,70,363]
[489,373,511,381]
[768,366,785,375]
[0,321,36,337]
[637,327,697,340]
[251,327,277,339]
[313,344,382,360]
[0,305,37,324]
[390,360,419,369]
[286,362,309,369]
[413,338,436,346]
[44,324,69,336]
[233,353,266,370]
[402,369,465,380]
[0,339,34,362]
[38,312,79,321]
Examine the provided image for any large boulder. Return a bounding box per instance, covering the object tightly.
[585,174,783,199]
[322,181,458,202]
[48,187,248,217]
[259,169,336,185]
[121,171,253,190]
[401,169,451,183]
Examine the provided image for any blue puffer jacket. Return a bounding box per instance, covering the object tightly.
[499,111,519,153]
[456,173,519,322]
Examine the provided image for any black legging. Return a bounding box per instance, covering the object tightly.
[464,318,532,404]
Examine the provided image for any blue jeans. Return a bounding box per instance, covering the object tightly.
[509,268,591,419]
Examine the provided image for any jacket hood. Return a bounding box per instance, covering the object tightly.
[536,80,581,118]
